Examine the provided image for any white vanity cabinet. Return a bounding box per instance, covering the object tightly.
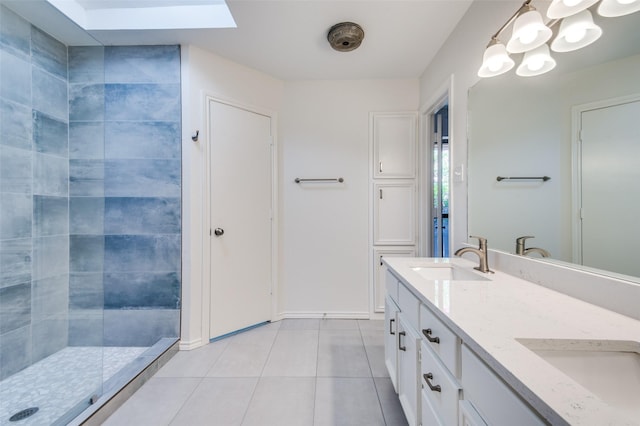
[385,265,545,426]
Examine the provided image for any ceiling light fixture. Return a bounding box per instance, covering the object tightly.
[327,22,365,52]
[477,0,639,78]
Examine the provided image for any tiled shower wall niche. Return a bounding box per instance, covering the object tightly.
[69,45,182,347]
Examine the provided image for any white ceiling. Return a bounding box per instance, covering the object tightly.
[84,0,475,80]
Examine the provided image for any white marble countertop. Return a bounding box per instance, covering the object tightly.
[383,256,640,426]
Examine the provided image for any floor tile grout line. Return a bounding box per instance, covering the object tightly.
[240,325,279,426]
[360,325,390,425]
[165,376,205,426]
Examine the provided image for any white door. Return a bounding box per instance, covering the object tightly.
[580,98,640,277]
[209,100,273,339]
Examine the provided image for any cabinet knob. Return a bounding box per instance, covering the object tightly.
[422,328,440,344]
[214,228,224,236]
[423,373,442,393]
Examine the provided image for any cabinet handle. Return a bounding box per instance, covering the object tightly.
[379,188,383,199]
[422,328,440,344]
[389,318,395,335]
[379,161,383,173]
[423,373,442,393]
[398,331,406,351]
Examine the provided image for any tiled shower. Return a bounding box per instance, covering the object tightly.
[0,5,181,424]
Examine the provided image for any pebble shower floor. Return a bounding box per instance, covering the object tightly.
[0,347,147,425]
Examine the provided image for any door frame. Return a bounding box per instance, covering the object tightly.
[200,93,279,342]
[571,92,640,264]
[419,77,452,257]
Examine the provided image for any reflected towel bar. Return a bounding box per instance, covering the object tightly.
[496,176,551,182]
[295,177,344,183]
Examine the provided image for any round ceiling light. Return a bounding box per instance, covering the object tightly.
[327,22,364,52]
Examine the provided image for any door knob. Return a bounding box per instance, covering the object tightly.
[214,228,224,236]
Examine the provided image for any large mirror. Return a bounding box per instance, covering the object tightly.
[467,8,640,280]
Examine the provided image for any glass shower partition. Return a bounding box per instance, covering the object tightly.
[0,3,106,424]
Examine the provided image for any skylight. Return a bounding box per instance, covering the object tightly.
[46,0,236,30]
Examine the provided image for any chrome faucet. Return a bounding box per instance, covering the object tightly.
[515,236,550,258]
[454,235,493,273]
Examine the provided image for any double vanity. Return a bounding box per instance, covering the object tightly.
[383,256,640,425]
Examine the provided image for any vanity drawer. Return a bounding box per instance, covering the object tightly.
[420,304,461,377]
[461,345,545,426]
[386,269,399,304]
[398,283,420,329]
[421,341,461,426]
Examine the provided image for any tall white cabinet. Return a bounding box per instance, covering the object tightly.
[370,112,418,315]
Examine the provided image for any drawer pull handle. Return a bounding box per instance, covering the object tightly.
[389,318,395,335]
[422,328,440,344]
[398,331,406,351]
[423,373,442,392]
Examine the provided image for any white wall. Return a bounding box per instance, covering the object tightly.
[279,80,419,316]
[419,1,519,251]
[181,45,419,346]
[180,44,284,348]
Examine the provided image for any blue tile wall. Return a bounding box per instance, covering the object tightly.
[32,274,69,320]
[70,235,104,273]
[33,196,69,237]
[104,272,180,309]
[0,326,31,380]
[69,121,104,159]
[0,146,32,193]
[34,153,68,196]
[0,98,32,149]
[104,121,180,159]
[105,83,180,121]
[104,159,180,197]
[0,6,30,58]
[32,236,69,281]
[0,193,32,239]
[32,67,67,120]
[70,197,104,234]
[0,238,31,289]
[104,235,180,273]
[0,50,30,105]
[69,46,104,84]
[0,283,31,334]
[69,159,104,197]
[31,26,67,80]
[103,309,179,347]
[33,111,68,156]
[105,45,180,84]
[69,272,103,310]
[69,83,104,121]
[32,316,68,362]
[105,197,180,234]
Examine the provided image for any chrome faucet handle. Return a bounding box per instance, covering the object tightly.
[515,235,534,255]
[469,235,487,250]
[516,235,535,243]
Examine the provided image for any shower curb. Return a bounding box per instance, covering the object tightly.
[67,338,179,426]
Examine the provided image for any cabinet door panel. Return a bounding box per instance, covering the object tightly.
[375,249,415,312]
[374,181,416,245]
[385,296,400,391]
[372,113,417,179]
[398,314,421,426]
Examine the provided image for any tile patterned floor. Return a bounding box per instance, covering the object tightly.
[105,319,408,426]
[0,346,147,426]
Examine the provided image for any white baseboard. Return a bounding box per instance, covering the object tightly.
[178,338,203,351]
[278,311,370,319]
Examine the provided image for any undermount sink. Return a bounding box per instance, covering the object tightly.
[517,338,640,419]
[410,265,490,282]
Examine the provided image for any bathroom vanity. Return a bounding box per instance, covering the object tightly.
[383,256,640,426]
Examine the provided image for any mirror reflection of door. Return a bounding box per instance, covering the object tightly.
[432,106,449,257]
[580,96,640,277]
